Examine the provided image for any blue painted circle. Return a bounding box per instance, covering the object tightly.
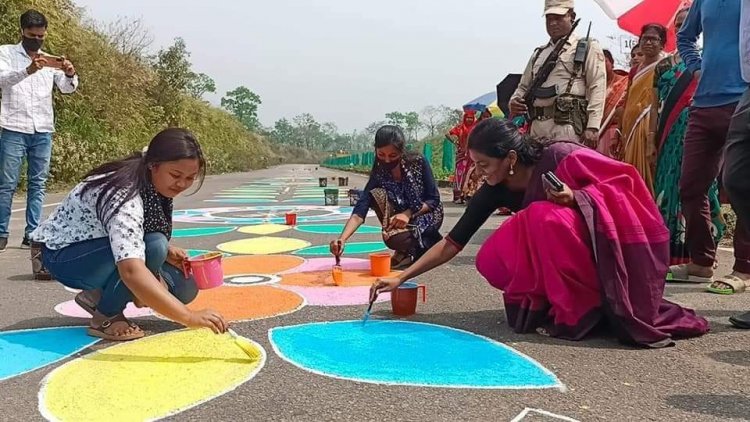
[269,321,561,389]
[0,327,100,381]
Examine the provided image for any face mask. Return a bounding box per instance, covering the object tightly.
[22,36,43,52]
[378,159,400,171]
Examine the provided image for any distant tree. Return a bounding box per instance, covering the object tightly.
[420,106,441,137]
[187,73,216,100]
[151,38,195,125]
[437,105,462,133]
[97,17,154,59]
[403,111,421,141]
[270,118,297,146]
[293,113,322,149]
[353,130,371,150]
[385,111,407,128]
[221,86,262,130]
[385,111,421,140]
[365,121,386,136]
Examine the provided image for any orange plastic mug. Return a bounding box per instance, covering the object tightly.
[390,281,426,316]
[369,252,391,277]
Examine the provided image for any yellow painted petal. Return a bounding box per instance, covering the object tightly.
[237,224,291,235]
[217,236,310,255]
[39,329,265,422]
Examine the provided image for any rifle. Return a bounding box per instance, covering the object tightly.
[514,19,581,128]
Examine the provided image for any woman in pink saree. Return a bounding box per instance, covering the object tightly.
[372,119,708,348]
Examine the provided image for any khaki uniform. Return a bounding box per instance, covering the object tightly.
[511,33,607,141]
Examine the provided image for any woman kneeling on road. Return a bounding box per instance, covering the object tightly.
[331,125,444,270]
[371,119,708,348]
[30,128,227,341]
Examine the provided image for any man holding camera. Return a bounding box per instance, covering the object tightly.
[0,9,78,252]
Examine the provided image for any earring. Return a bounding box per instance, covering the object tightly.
[509,166,515,176]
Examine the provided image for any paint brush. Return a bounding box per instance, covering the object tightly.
[227,328,258,360]
[362,291,377,325]
[332,246,344,285]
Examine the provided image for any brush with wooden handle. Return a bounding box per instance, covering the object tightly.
[227,328,258,359]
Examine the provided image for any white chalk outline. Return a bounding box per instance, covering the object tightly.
[53,300,154,319]
[0,326,100,382]
[236,224,293,235]
[510,408,581,422]
[224,273,282,287]
[268,320,564,390]
[153,285,307,323]
[37,328,267,422]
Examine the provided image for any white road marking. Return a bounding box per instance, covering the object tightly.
[510,408,581,422]
[11,202,61,213]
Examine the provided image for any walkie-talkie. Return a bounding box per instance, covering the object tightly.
[574,21,592,67]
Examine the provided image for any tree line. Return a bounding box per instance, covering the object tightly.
[257,106,462,154]
[98,28,462,158]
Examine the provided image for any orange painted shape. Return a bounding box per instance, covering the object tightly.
[223,255,305,276]
[280,269,401,287]
[187,285,304,321]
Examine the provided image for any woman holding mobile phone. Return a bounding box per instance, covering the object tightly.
[371,119,708,348]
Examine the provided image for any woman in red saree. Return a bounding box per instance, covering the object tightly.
[597,50,629,158]
[447,111,477,204]
[372,119,708,348]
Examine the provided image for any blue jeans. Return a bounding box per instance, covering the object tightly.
[0,129,53,238]
[42,232,198,317]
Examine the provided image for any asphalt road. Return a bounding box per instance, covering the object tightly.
[1,164,749,421]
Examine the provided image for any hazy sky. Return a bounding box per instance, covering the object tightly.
[71,0,631,132]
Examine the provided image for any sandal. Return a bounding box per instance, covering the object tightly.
[729,311,750,329]
[74,290,101,316]
[391,252,413,270]
[667,264,712,284]
[87,313,144,341]
[706,274,749,295]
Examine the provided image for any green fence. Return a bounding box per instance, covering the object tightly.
[322,139,456,181]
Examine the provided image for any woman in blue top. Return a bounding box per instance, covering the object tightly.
[330,126,444,269]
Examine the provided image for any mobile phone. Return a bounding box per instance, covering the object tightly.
[38,54,65,69]
[542,171,564,192]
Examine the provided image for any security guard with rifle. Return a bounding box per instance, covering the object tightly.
[509,0,606,147]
